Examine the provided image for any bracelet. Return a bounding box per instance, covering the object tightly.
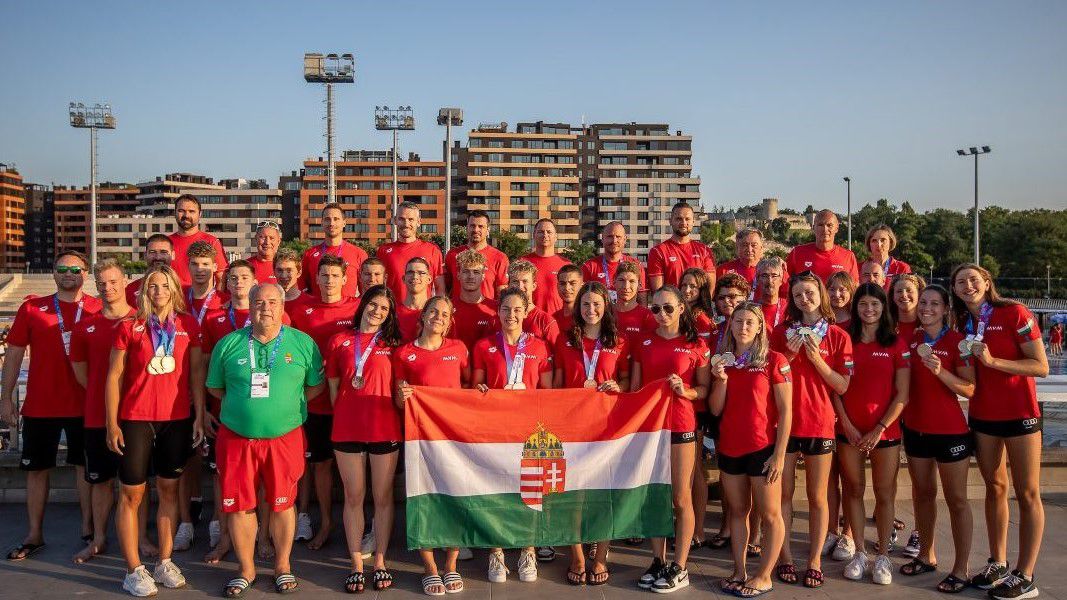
[877,421,888,430]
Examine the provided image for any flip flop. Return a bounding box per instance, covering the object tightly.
[776,563,798,585]
[274,573,298,594]
[721,577,746,593]
[707,534,731,549]
[735,584,774,597]
[224,577,254,598]
[588,569,610,586]
[937,574,968,594]
[567,568,586,585]
[6,542,45,561]
[344,571,365,594]
[803,568,824,588]
[900,558,938,576]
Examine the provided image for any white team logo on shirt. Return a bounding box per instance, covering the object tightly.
[385,247,394,253]
[312,251,320,258]
[217,316,226,323]
[134,325,145,332]
[342,340,351,347]
[38,304,48,311]
[488,347,497,353]
[87,325,96,333]
[643,339,652,346]
[804,261,813,267]
[668,256,677,262]
[237,358,248,365]
[305,308,314,314]
[223,498,235,507]
[407,353,417,361]
[597,273,605,279]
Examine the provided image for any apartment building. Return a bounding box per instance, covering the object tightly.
[0,164,26,270]
[53,183,139,256]
[23,183,55,269]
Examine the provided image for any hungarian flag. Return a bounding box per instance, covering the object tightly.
[404,381,675,549]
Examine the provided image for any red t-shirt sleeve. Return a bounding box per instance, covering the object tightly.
[458,344,470,373]
[834,331,854,375]
[616,338,631,377]
[702,246,716,273]
[535,339,552,374]
[6,301,32,347]
[494,253,510,289]
[69,325,88,362]
[113,320,133,351]
[646,246,665,279]
[893,339,911,369]
[694,339,711,368]
[471,339,488,373]
[1011,305,1041,343]
[183,315,202,348]
[769,351,791,384]
[785,247,800,279]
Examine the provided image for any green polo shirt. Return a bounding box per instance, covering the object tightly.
[206,326,324,439]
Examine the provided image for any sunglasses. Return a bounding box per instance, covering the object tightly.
[258,220,281,231]
[55,266,84,274]
[649,303,677,315]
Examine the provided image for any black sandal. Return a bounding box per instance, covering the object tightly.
[274,573,298,594]
[707,534,731,549]
[567,568,586,585]
[776,563,798,585]
[937,574,968,594]
[588,569,610,586]
[803,568,824,588]
[747,544,762,558]
[6,542,45,561]
[372,568,393,591]
[344,571,365,594]
[893,518,906,531]
[623,537,644,546]
[721,577,746,593]
[224,577,255,598]
[900,558,938,576]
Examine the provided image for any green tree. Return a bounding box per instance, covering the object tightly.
[560,242,597,266]
[493,229,529,260]
[768,217,791,243]
[281,238,311,256]
[700,221,737,263]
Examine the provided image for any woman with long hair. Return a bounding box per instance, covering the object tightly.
[951,264,1048,599]
[553,282,630,586]
[823,270,856,561]
[394,296,471,595]
[708,302,792,598]
[827,271,855,330]
[835,283,910,586]
[326,285,403,593]
[472,288,554,584]
[900,284,975,593]
[680,267,717,341]
[865,225,911,287]
[630,285,710,594]
[770,271,853,589]
[890,273,925,342]
[104,265,205,597]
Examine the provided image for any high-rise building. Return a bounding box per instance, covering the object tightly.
[23,183,55,270]
[278,170,302,240]
[298,151,446,247]
[0,164,26,270]
[53,183,139,256]
[174,180,282,261]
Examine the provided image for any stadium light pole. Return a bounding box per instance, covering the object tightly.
[69,102,116,267]
[956,145,991,264]
[375,106,415,241]
[437,108,463,252]
[842,176,852,248]
[304,53,355,205]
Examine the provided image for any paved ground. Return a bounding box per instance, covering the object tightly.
[1,496,1065,599]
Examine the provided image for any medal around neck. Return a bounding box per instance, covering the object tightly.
[958,338,974,353]
[351,375,365,389]
[916,343,933,359]
[720,352,736,367]
[583,378,597,389]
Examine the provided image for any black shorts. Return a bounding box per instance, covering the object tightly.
[19,416,85,471]
[969,416,1042,438]
[786,436,836,456]
[118,419,193,486]
[902,426,973,463]
[304,413,334,463]
[83,427,120,484]
[696,413,719,440]
[835,434,901,449]
[202,436,217,473]
[719,445,776,477]
[333,441,401,455]
[671,430,697,445]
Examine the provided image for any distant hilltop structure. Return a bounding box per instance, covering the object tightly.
[704,198,814,233]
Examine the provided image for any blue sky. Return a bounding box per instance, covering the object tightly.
[1,1,1065,213]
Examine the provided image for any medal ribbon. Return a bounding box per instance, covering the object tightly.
[923,325,950,347]
[499,332,528,387]
[581,338,603,381]
[188,288,216,324]
[228,305,251,330]
[248,326,285,372]
[53,294,84,355]
[149,314,176,357]
[965,302,993,341]
[732,350,753,369]
[320,241,343,256]
[601,256,614,290]
[352,331,381,382]
[882,257,892,276]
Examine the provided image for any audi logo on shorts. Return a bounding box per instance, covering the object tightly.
[822,439,833,447]
[949,445,967,455]
[1022,418,1038,428]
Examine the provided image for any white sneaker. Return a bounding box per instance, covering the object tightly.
[822,532,841,556]
[152,559,187,589]
[172,522,194,552]
[872,554,893,585]
[487,550,509,583]
[651,562,690,594]
[833,535,856,561]
[517,549,538,582]
[122,565,159,597]
[360,530,375,559]
[208,520,221,548]
[295,513,313,542]
[844,552,870,581]
[457,547,474,560]
[902,530,920,558]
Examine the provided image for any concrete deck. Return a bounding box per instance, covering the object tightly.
[1,496,1065,599]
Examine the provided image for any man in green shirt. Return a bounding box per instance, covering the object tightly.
[207,283,324,596]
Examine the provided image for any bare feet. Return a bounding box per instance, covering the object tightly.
[306,525,330,551]
[205,536,232,564]
[73,540,107,564]
[139,539,159,559]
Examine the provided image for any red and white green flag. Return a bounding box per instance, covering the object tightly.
[404,381,675,549]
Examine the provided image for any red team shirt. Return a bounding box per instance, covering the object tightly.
[70,310,135,428]
[7,294,103,418]
[581,255,648,293]
[760,299,789,331]
[170,231,228,287]
[395,302,423,343]
[521,253,571,315]
[392,338,469,388]
[448,298,498,354]
[282,291,316,322]
[552,309,575,338]
[472,334,553,390]
[718,351,792,457]
[786,243,859,285]
[492,305,560,347]
[770,321,854,439]
[843,338,911,440]
[112,312,201,422]
[616,305,657,342]
[245,255,279,284]
[183,287,227,324]
[553,335,630,388]
[716,260,758,288]
[633,333,710,433]
[288,297,361,414]
[377,240,444,300]
[964,303,1042,422]
[326,331,399,443]
[904,328,971,435]
[300,241,368,299]
[896,319,919,343]
[443,244,510,300]
[646,239,716,288]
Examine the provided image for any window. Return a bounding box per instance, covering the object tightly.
[603,142,627,150]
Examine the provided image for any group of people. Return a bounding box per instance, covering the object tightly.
[0,196,1050,600]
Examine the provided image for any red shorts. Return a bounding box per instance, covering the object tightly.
[216,425,306,513]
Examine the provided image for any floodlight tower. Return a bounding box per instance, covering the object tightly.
[956,145,991,264]
[437,108,464,251]
[69,102,116,266]
[304,53,355,205]
[374,106,415,240]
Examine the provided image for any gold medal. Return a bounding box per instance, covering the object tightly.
[584,378,597,389]
[160,356,176,374]
[146,356,164,375]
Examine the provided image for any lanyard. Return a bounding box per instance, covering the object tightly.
[188,288,216,324]
[248,327,284,371]
[881,257,892,275]
[792,318,829,339]
[923,325,950,346]
[353,331,381,380]
[965,302,993,340]
[581,338,603,381]
[499,332,528,386]
[601,255,614,290]
[320,241,343,256]
[149,314,176,356]
[228,305,250,330]
[53,295,84,338]
[770,299,785,328]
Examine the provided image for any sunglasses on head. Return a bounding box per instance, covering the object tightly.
[649,303,677,315]
[56,266,84,274]
[258,220,281,231]
[789,270,816,283]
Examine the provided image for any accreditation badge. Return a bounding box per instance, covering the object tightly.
[251,372,271,398]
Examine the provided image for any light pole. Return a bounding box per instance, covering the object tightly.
[304,53,355,205]
[375,106,415,241]
[1048,264,1052,298]
[437,108,463,252]
[956,145,991,264]
[69,102,116,267]
[842,176,852,248]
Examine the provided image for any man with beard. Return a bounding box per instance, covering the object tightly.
[246,221,282,284]
[170,194,228,288]
[521,219,571,315]
[440,209,509,300]
[377,201,443,299]
[786,209,859,285]
[3,251,103,561]
[581,221,647,304]
[126,234,175,306]
[647,202,716,291]
[299,204,366,299]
